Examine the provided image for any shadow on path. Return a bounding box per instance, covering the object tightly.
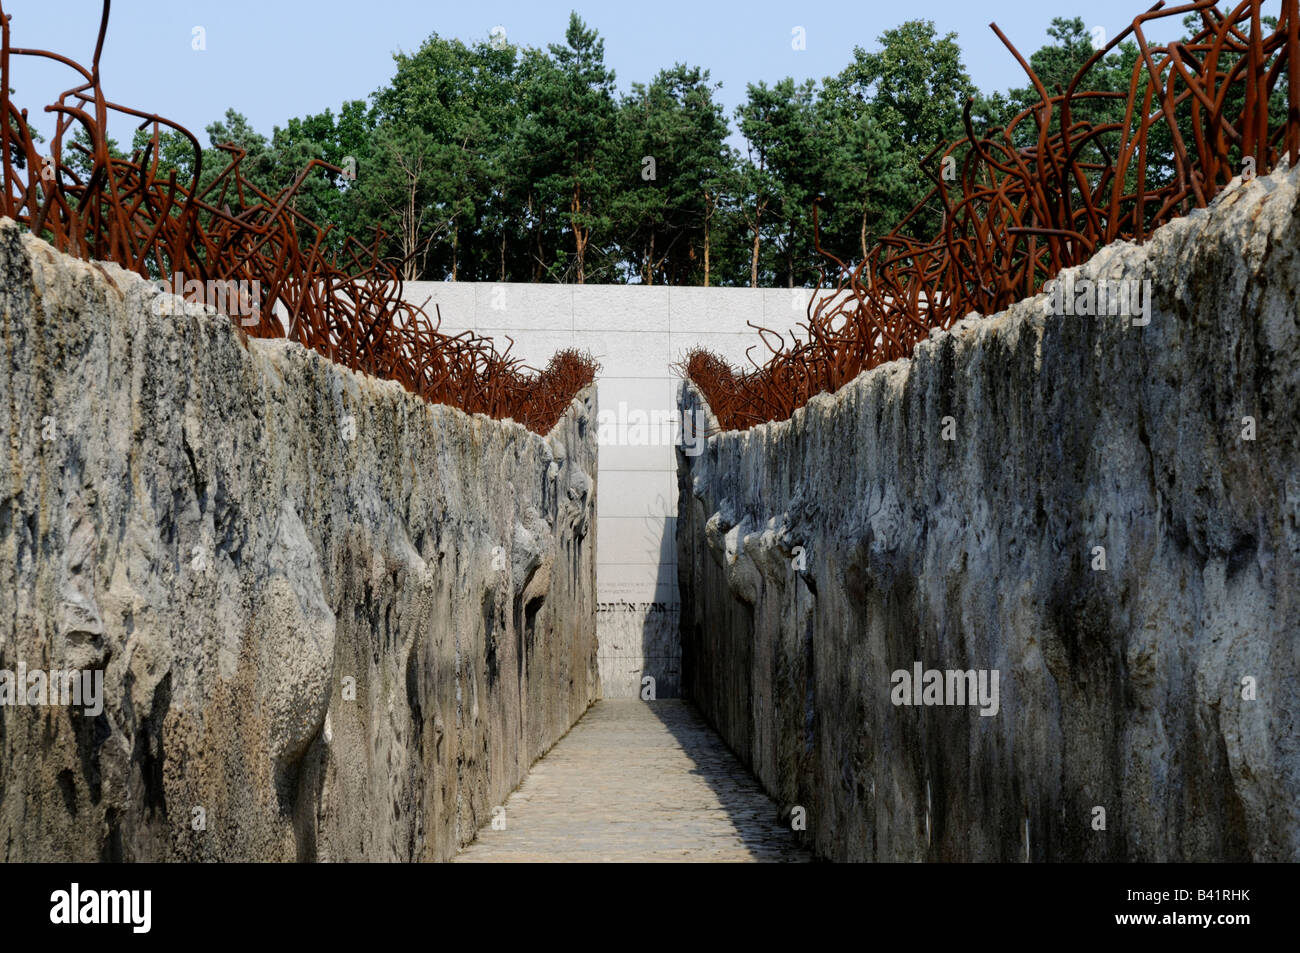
[643,699,811,862]
[454,699,809,862]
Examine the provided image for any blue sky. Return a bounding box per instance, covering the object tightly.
[2,0,1280,146]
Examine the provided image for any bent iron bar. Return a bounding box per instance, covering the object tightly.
[685,0,1300,431]
[0,1,595,435]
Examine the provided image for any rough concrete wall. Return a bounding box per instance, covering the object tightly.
[0,220,599,861]
[677,165,1300,862]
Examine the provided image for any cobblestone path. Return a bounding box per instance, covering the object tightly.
[454,699,811,862]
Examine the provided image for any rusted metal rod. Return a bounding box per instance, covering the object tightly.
[0,1,594,434]
[686,0,1297,431]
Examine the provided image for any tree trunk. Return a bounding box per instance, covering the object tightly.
[703,192,712,287]
[528,191,544,282]
[860,207,874,289]
[403,172,419,281]
[787,225,795,288]
[704,223,711,287]
[750,227,760,288]
[571,180,587,284]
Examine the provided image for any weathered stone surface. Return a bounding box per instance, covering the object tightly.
[677,165,1300,862]
[0,220,599,861]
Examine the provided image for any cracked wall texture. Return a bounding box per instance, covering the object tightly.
[677,165,1300,862]
[0,220,599,861]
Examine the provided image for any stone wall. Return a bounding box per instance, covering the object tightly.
[676,165,1300,861]
[0,220,599,861]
